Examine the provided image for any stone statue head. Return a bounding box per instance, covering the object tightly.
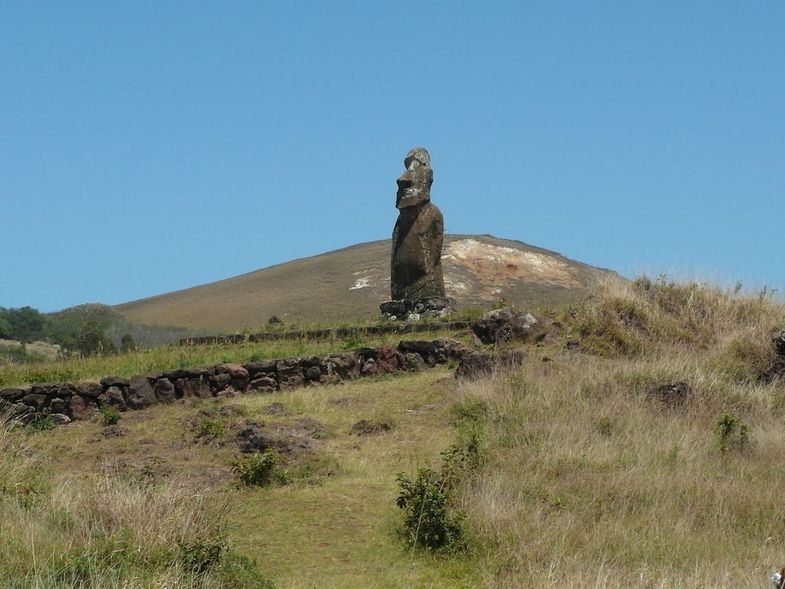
[396,147,433,209]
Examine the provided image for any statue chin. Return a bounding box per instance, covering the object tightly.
[396,190,429,209]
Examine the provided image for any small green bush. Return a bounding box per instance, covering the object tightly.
[195,418,226,441]
[232,450,286,487]
[716,413,751,453]
[395,435,481,553]
[178,536,225,575]
[26,415,54,432]
[396,466,465,553]
[99,405,121,426]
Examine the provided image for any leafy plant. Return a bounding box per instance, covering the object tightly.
[396,466,465,553]
[178,536,225,575]
[195,418,227,442]
[27,415,54,433]
[99,405,121,426]
[232,450,286,487]
[716,413,750,453]
[395,435,481,553]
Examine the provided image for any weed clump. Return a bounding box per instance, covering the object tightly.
[715,412,751,453]
[396,434,482,553]
[232,450,288,487]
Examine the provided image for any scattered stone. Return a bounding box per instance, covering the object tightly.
[455,352,494,380]
[217,363,249,391]
[96,425,127,439]
[471,308,543,345]
[646,381,692,407]
[401,352,427,372]
[304,366,323,382]
[236,421,314,455]
[261,402,289,416]
[176,377,213,399]
[0,387,27,403]
[49,397,68,415]
[350,419,392,436]
[50,413,71,426]
[76,381,103,398]
[69,395,98,421]
[249,375,278,392]
[209,373,232,394]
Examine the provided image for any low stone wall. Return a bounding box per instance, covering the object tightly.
[0,339,468,426]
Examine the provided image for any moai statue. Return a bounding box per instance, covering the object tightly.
[381,147,453,320]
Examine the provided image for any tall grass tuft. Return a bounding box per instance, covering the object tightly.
[0,419,272,588]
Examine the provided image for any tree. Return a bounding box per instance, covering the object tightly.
[119,333,137,353]
[76,320,115,356]
[0,308,11,339]
[5,307,45,342]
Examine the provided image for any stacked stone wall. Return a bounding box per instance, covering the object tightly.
[0,339,468,426]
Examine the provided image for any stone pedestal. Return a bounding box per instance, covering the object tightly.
[379,296,455,321]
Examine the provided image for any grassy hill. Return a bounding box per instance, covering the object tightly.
[4,275,785,587]
[116,234,616,332]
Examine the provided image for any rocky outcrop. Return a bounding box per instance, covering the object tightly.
[471,308,545,345]
[0,339,468,426]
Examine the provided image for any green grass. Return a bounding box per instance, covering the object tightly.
[0,328,470,388]
[6,275,785,587]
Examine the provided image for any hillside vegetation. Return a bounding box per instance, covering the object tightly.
[3,276,785,588]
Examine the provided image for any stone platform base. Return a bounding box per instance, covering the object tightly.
[380,297,456,321]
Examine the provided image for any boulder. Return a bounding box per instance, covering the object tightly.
[249,375,278,392]
[647,381,692,407]
[455,352,494,380]
[471,308,543,345]
[69,395,98,421]
[153,378,176,403]
[217,364,250,391]
[375,344,401,373]
[99,386,127,411]
[76,381,103,398]
[127,375,157,410]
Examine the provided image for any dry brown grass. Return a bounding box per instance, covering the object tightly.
[116,235,612,331]
[451,276,785,587]
[5,274,785,587]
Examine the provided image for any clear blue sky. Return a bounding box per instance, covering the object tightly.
[2,2,783,312]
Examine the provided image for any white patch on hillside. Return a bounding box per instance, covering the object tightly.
[442,238,581,296]
[349,277,372,291]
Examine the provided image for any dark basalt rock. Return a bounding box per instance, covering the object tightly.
[471,308,543,345]
[647,381,693,407]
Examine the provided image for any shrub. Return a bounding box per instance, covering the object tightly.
[99,405,121,426]
[232,450,286,487]
[395,435,481,553]
[195,418,226,442]
[178,536,225,575]
[716,413,751,453]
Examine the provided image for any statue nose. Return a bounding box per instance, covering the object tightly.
[397,173,412,189]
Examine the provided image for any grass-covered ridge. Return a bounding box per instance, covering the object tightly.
[3,275,785,587]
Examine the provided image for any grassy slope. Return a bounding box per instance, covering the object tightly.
[17,369,479,588]
[5,276,785,587]
[115,235,614,331]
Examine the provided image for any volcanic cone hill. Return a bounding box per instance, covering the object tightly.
[115,234,618,332]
